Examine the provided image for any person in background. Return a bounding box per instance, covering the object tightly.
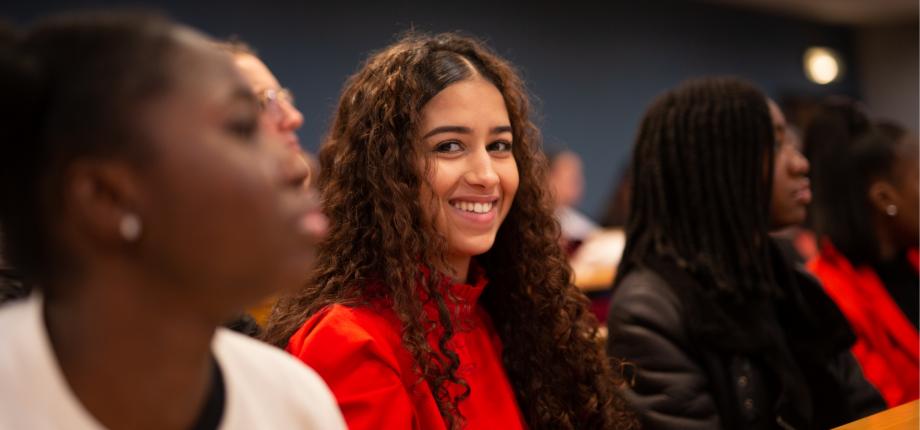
[0,11,345,429]
[606,77,884,430]
[216,40,327,329]
[547,149,598,253]
[806,121,919,407]
[262,32,637,430]
[767,99,816,264]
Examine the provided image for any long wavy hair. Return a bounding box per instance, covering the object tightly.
[262,32,635,429]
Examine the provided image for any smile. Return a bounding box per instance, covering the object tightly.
[450,200,495,214]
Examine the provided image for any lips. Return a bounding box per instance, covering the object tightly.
[448,197,499,224]
[793,183,812,204]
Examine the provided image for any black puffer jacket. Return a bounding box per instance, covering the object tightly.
[606,246,885,430]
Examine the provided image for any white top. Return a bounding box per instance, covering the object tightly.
[0,294,346,430]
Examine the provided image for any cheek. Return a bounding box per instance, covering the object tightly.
[502,160,520,195]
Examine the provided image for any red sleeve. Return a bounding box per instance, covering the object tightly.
[285,305,417,430]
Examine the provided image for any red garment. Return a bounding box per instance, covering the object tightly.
[808,241,919,407]
[285,271,526,430]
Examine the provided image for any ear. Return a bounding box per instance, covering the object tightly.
[62,159,145,245]
[868,179,899,215]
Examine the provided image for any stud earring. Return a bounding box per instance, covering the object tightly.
[886,204,898,217]
[119,213,142,242]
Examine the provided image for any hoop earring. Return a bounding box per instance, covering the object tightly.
[119,213,142,242]
[886,204,898,217]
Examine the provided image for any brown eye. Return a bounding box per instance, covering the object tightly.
[434,141,463,153]
[487,140,513,152]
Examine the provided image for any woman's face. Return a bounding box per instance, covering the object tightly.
[129,31,316,308]
[418,77,519,277]
[232,53,304,151]
[768,100,811,229]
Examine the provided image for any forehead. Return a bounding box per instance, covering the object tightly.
[162,31,249,103]
[232,53,281,91]
[420,78,510,126]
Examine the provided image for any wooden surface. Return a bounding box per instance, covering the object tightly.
[834,400,918,430]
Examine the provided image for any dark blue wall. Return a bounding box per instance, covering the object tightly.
[4,0,859,218]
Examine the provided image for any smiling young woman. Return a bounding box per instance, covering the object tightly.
[262,33,637,430]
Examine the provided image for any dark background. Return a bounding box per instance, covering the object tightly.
[5,0,916,219]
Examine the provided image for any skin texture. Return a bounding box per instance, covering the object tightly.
[769,99,812,229]
[43,27,316,430]
[418,77,519,281]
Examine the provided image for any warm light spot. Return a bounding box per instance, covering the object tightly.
[804,47,842,85]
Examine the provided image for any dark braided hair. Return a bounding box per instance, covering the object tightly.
[617,77,777,298]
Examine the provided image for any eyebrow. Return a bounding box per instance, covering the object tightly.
[422,125,513,139]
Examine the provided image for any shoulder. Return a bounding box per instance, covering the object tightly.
[214,328,330,392]
[213,328,346,429]
[609,268,685,330]
[607,267,697,363]
[286,304,406,373]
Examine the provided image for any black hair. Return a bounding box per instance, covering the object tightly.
[810,124,909,266]
[802,98,871,231]
[616,76,776,298]
[0,11,181,285]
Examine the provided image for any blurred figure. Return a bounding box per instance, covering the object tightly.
[767,99,816,263]
[0,12,345,429]
[548,149,599,253]
[219,40,304,151]
[807,123,919,407]
[217,40,327,328]
[607,77,883,430]
[218,40,327,238]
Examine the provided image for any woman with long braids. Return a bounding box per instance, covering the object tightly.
[605,77,884,430]
[262,33,636,430]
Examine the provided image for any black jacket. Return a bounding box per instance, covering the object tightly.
[606,247,885,429]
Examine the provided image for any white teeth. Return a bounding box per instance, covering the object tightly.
[452,200,494,214]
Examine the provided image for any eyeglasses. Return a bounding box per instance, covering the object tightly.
[257,87,296,118]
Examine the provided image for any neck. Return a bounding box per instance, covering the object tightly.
[445,253,472,283]
[43,269,224,430]
[873,214,899,263]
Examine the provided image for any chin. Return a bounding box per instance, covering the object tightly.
[452,239,497,258]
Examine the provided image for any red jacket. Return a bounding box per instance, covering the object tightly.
[286,272,526,430]
[808,241,919,407]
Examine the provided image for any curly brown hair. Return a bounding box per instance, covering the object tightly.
[262,32,636,429]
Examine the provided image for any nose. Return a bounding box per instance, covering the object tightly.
[279,100,304,133]
[464,146,499,189]
[790,145,809,176]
